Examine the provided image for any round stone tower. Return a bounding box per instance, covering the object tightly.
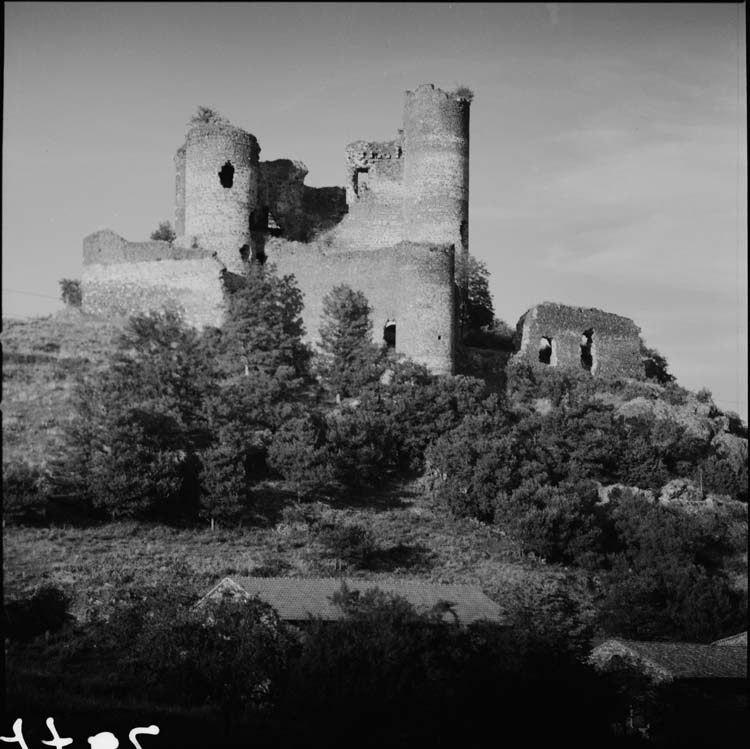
[401,84,470,290]
[184,121,260,273]
[397,242,456,375]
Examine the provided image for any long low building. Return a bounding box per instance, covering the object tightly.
[196,576,505,626]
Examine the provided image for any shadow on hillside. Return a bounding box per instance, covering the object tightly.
[363,542,436,573]
[330,482,417,512]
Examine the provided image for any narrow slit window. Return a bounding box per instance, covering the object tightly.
[581,329,594,371]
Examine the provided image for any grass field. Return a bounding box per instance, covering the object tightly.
[3,481,567,619]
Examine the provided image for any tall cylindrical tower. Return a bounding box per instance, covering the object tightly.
[184,122,260,273]
[174,143,186,236]
[396,242,456,375]
[401,84,470,290]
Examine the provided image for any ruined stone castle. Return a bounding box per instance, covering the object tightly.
[81,83,643,379]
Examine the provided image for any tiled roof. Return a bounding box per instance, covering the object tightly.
[197,576,504,625]
[591,639,748,681]
[712,631,747,647]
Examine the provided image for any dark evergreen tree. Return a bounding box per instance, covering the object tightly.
[316,284,385,397]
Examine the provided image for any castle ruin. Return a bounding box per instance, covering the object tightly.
[81,83,644,380]
[83,84,468,375]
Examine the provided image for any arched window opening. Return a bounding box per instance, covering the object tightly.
[218,161,234,188]
[539,336,554,365]
[239,244,250,263]
[581,328,594,371]
[384,321,396,348]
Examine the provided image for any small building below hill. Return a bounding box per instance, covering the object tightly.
[196,576,505,626]
[590,637,748,743]
[590,638,748,683]
[512,302,643,379]
[712,631,748,647]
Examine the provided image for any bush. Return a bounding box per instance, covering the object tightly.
[150,221,176,243]
[314,520,377,570]
[4,585,73,641]
[640,339,675,384]
[59,278,82,308]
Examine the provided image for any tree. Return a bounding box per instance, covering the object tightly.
[462,255,495,332]
[189,106,228,127]
[316,284,385,397]
[640,338,675,384]
[59,278,82,308]
[150,221,176,243]
[51,310,213,519]
[198,263,315,518]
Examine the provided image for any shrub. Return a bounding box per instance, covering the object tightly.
[59,278,82,308]
[149,221,176,243]
[314,520,377,570]
[4,585,73,641]
[640,339,675,384]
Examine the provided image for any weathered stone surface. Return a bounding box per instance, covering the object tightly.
[512,302,643,379]
[81,84,470,374]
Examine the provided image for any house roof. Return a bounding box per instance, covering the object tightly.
[196,576,505,625]
[591,639,748,681]
[712,631,747,647]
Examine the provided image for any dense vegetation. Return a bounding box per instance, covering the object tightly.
[2,260,747,745]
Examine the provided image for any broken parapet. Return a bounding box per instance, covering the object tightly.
[512,302,644,379]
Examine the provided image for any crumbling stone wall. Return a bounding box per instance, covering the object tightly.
[81,83,470,375]
[258,160,347,242]
[82,257,226,329]
[266,238,455,375]
[83,230,209,265]
[512,302,643,379]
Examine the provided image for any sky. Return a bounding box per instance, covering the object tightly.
[3,2,747,419]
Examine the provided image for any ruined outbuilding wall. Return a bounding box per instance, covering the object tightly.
[512,302,643,379]
[266,238,455,375]
[184,122,260,273]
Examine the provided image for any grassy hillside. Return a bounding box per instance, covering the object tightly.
[2,311,125,466]
[2,312,568,621]
[3,484,568,621]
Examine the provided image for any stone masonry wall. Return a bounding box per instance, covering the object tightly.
[83,230,210,265]
[266,238,455,374]
[329,139,405,252]
[512,302,643,379]
[174,144,186,236]
[82,256,226,329]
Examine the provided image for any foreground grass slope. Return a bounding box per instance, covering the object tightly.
[2,311,125,466]
[3,483,567,621]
